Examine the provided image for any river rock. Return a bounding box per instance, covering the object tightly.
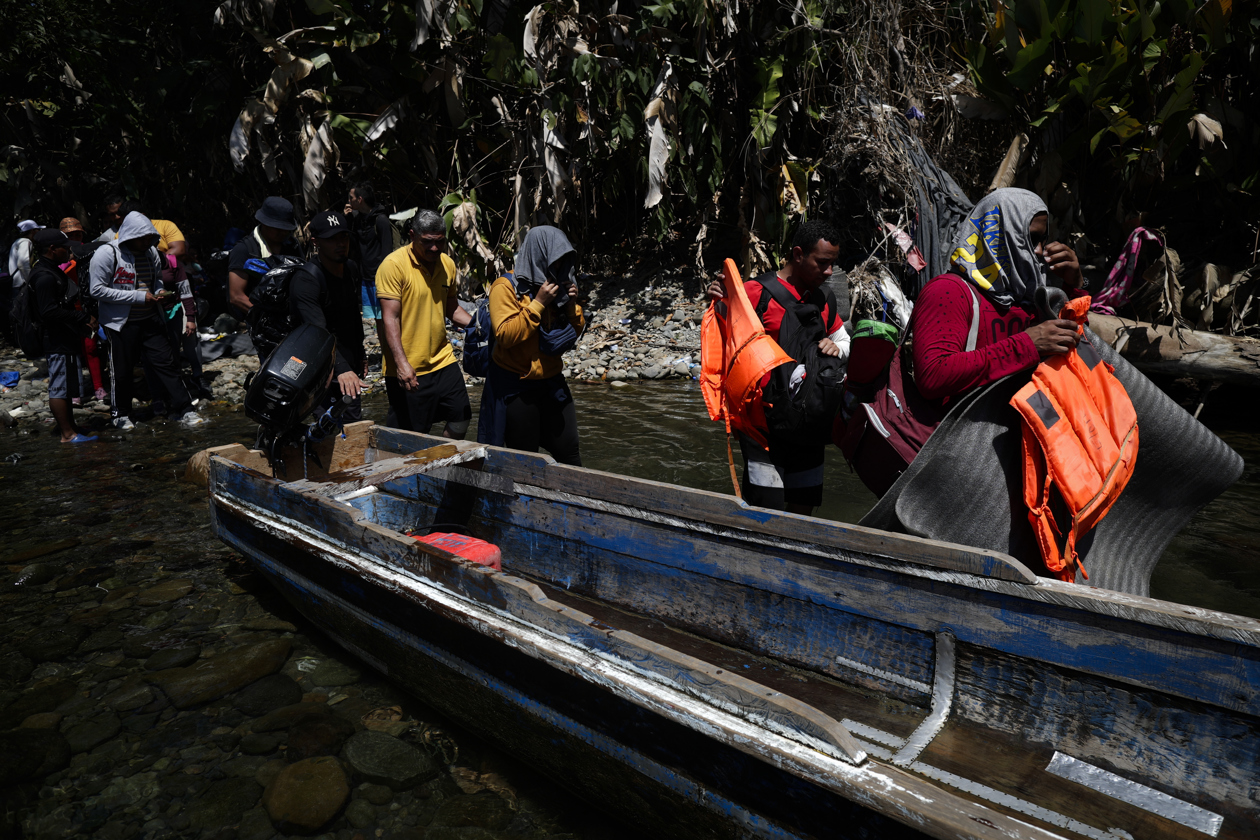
[341,731,440,790]
[251,702,333,732]
[234,674,303,717]
[144,646,201,670]
[12,563,58,587]
[643,364,663,379]
[432,792,515,831]
[187,777,263,831]
[0,678,75,727]
[309,660,360,687]
[4,538,80,566]
[77,629,124,654]
[287,713,355,762]
[672,361,691,376]
[135,578,194,606]
[20,711,63,729]
[237,807,275,840]
[64,712,121,753]
[0,650,34,684]
[262,755,349,834]
[19,625,89,663]
[147,639,291,709]
[358,782,393,805]
[255,758,287,788]
[104,683,153,712]
[239,732,281,755]
[241,618,298,632]
[0,729,71,786]
[345,797,376,828]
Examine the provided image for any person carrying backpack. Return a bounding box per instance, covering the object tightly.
[226,197,301,318]
[89,212,206,430]
[706,220,849,515]
[29,229,97,442]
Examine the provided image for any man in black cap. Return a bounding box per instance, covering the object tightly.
[29,229,97,442]
[289,209,365,420]
[226,196,301,316]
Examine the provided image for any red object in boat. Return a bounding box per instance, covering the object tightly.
[411,532,502,570]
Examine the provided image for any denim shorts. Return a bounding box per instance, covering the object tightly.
[47,352,80,400]
[361,280,383,320]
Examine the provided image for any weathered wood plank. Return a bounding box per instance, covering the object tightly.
[185,420,375,486]
[368,427,1038,583]
[284,443,488,498]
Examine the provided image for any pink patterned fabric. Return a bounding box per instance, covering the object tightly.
[1091,227,1163,315]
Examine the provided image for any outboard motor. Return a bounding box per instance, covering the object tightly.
[245,324,341,477]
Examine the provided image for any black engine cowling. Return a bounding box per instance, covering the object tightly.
[244,324,337,435]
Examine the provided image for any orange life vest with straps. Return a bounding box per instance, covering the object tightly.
[1009,295,1139,582]
[701,259,794,449]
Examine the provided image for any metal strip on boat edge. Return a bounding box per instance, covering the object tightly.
[843,723,1134,840]
[833,654,932,695]
[892,632,955,767]
[1045,752,1224,837]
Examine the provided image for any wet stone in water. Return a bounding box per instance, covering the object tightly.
[432,792,516,831]
[144,646,201,670]
[63,712,121,754]
[358,782,394,805]
[309,659,360,687]
[286,712,355,762]
[147,638,292,709]
[345,797,376,829]
[188,777,264,831]
[19,625,89,663]
[341,730,440,790]
[77,628,124,654]
[237,807,275,840]
[250,702,332,732]
[0,679,75,727]
[135,578,195,606]
[234,673,303,717]
[239,732,282,755]
[262,755,349,834]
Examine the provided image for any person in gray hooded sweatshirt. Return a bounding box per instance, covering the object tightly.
[89,212,206,430]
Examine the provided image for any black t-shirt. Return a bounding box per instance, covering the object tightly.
[288,258,364,377]
[227,233,302,296]
[350,208,395,282]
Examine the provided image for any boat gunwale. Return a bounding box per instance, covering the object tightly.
[209,480,1072,840]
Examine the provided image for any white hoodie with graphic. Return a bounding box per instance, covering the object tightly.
[89,212,189,331]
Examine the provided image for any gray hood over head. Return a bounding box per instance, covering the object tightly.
[117,212,159,250]
[949,188,1048,310]
[512,226,575,295]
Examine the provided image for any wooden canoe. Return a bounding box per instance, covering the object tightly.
[204,424,1260,840]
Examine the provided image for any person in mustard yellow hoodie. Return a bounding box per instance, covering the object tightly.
[477,226,584,465]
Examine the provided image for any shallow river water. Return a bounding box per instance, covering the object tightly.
[1,379,1257,840]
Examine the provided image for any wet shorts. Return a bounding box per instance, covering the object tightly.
[384,362,471,434]
[46,353,80,401]
[361,280,383,321]
[738,433,825,510]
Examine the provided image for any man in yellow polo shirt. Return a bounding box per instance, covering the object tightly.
[376,209,473,437]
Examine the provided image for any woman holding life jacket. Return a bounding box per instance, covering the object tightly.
[477,226,585,465]
[839,188,1084,496]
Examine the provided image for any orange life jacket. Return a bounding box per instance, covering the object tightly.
[700,259,794,449]
[1009,296,1139,582]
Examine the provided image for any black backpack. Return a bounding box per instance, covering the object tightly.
[755,276,845,445]
[462,271,512,378]
[246,256,307,362]
[9,281,44,359]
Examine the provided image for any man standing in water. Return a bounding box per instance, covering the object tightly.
[90,212,205,430]
[376,210,472,437]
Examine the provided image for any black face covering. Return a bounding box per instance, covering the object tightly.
[546,253,576,310]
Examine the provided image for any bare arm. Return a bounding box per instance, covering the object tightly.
[380,298,416,389]
[446,291,472,328]
[228,271,253,311]
[166,240,188,261]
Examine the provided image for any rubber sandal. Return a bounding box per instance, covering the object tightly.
[62,434,98,444]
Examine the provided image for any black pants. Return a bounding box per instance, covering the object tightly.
[504,387,581,466]
[106,317,192,420]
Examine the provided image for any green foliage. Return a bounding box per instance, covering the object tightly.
[962,0,1258,242]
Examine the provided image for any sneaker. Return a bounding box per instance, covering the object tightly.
[111,417,136,431]
[178,411,207,426]
[71,397,83,406]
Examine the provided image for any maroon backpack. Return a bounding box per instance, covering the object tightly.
[837,275,979,497]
